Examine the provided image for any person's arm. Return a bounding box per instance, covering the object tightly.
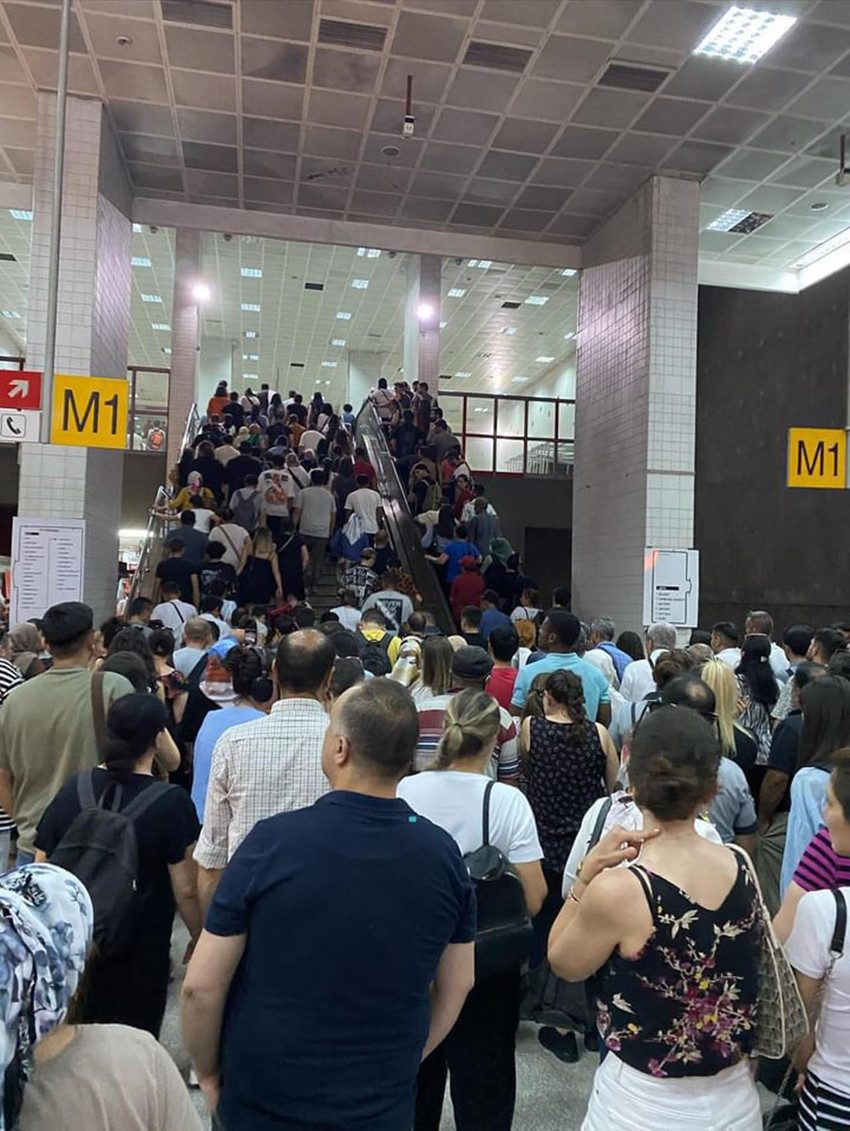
[169,846,203,946]
[191,572,200,610]
[197,865,223,917]
[519,716,531,759]
[596,698,612,727]
[513,859,547,917]
[154,727,181,774]
[421,943,475,1061]
[774,880,807,944]
[376,504,386,527]
[181,930,246,1112]
[759,768,790,830]
[343,508,353,523]
[0,769,13,823]
[596,724,620,792]
[301,542,309,570]
[735,832,757,857]
[292,504,302,527]
[791,971,819,1081]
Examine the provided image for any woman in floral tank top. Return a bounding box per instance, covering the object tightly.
[549,705,762,1130]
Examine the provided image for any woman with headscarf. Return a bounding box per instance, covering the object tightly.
[159,471,215,516]
[7,624,45,681]
[482,536,514,605]
[0,862,202,1130]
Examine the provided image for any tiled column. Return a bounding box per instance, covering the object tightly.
[572,175,699,633]
[166,227,201,472]
[403,253,441,394]
[17,93,132,623]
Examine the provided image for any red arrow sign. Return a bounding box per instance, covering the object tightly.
[0,371,42,411]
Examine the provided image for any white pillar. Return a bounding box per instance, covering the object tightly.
[198,337,233,411]
[572,175,699,633]
[347,351,384,411]
[17,94,132,622]
[403,253,441,395]
[166,228,201,471]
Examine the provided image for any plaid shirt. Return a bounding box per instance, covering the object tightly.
[194,697,329,868]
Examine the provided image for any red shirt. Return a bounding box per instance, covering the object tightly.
[453,487,473,521]
[487,666,518,712]
[353,459,377,487]
[450,570,485,625]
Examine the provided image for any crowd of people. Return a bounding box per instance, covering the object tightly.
[0,381,847,1130]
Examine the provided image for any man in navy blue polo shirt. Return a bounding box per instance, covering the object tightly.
[182,678,476,1130]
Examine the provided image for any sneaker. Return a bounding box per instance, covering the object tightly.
[538,1027,579,1063]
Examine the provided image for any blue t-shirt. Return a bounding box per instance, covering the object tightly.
[191,704,264,821]
[207,791,476,1131]
[511,651,611,719]
[443,539,479,583]
[480,607,511,640]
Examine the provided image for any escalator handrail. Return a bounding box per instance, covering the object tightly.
[354,402,454,635]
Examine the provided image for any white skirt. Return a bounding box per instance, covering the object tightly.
[582,1054,761,1131]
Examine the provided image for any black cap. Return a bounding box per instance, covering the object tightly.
[452,645,493,680]
[41,601,93,647]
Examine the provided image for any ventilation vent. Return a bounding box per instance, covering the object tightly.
[368,332,382,339]
[439,374,453,380]
[318,17,387,51]
[597,61,670,93]
[730,211,772,234]
[463,41,532,74]
[161,0,232,30]
[304,282,324,292]
[290,362,305,368]
[501,300,521,309]
[0,253,15,262]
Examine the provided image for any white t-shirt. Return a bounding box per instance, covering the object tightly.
[786,887,850,1097]
[173,645,209,678]
[345,488,383,534]
[191,507,215,534]
[583,647,618,689]
[361,589,414,634]
[209,523,250,569]
[296,486,336,538]
[619,652,666,703]
[398,771,542,863]
[151,599,197,646]
[299,429,323,452]
[258,469,298,516]
[331,606,362,632]
[511,607,542,623]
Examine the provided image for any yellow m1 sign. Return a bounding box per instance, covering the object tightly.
[50,375,128,449]
[787,427,847,489]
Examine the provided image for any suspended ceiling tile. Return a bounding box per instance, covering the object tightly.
[463,176,521,204]
[311,46,380,93]
[492,118,559,155]
[110,99,175,136]
[242,149,297,180]
[532,35,612,84]
[713,148,789,181]
[99,59,169,103]
[176,108,238,146]
[302,124,362,160]
[381,56,451,102]
[551,124,618,160]
[3,2,86,51]
[663,57,745,102]
[604,131,679,167]
[166,26,236,73]
[432,107,500,146]
[662,139,734,174]
[182,140,239,173]
[691,106,772,146]
[633,96,711,135]
[119,132,181,165]
[241,0,314,41]
[419,140,480,174]
[480,0,559,27]
[84,13,163,65]
[391,11,469,63]
[452,202,504,227]
[242,117,300,152]
[571,88,650,129]
[241,78,304,120]
[556,0,642,39]
[530,156,596,186]
[509,78,584,123]
[767,20,850,72]
[749,114,833,154]
[626,0,720,53]
[171,70,237,112]
[724,66,811,112]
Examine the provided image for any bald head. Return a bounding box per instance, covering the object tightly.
[333,678,419,779]
[275,628,335,695]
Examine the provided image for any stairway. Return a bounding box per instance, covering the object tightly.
[307,554,340,619]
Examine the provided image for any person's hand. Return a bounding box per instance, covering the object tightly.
[794,1072,806,1095]
[737,694,750,715]
[579,825,661,884]
[183,937,197,965]
[198,1073,221,1112]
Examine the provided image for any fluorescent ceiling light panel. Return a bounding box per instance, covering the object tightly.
[1,310,21,318]
[322,361,338,368]
[140,293,162,303]
[500,326,517,335]
[151,322,170,331]
[795,227,850,269]
[132,223,143,233]
[9,210,32,220]
[560,268,577,277]
[525,295,548,305]
[331,339,346,347]
[467,259,492,269]
[162,347,171,355]
[241,268,262,278]
[357,247,381,258]
[241,302,261,312]
[455,371,471,378]
[536,355,555,363]
[473,406,489,413]
[447,287,466,298]
[243,353,260,361]
[693,6,797,64]
[439,321,447,329]
[131,257,151,267]
[244,331,258,338]
[351,278,369,289]
[706,208,751,232]
[336,311,352,320]
[564,332,576,340]
[243,373,258,380]
[512,376,529,383]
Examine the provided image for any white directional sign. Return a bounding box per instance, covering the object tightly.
[0,409,41,443]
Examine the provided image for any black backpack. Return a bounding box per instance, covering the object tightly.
[463,780,534,980]
[50,771,174,957]
[356,629,393,676]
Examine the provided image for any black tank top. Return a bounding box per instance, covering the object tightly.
[599,851,760,1077]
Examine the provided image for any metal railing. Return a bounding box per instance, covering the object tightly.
[355,402,454,634]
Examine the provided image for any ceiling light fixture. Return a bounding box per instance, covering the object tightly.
[447,287,466,298]
[131,256,151,267]
[810,202,829,212]
[525,295,548,305]
[564,332,576,340]
[795,227,850,269]
[241,302,260,312]
[706,208,751,232]
[322,361,338,368]
[417,302,434,321]
[439,321,447,329]
[693,6,797,64]
[536,355,555,363]
[1,310,21,319]
[357,247,381,258]
[468,259,492,269]
[140,293,162,303]
[162,347,171,355]
[500,327,517,335]
[331,338,346,346]
[243,353,260,361]
[336,311,352,320]
[455,371,471,378]
[192,282,211,303]
[243,373,258,380]
[9,210,32,221]
[351,278,369,289]
[244,331,258,339]
[132,223,143,233]
[512,376,529,383]
[151,322,171,331]
[241,267,263,277]
[560,268,577,277]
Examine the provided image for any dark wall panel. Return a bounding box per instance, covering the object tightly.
[695,272,849,631]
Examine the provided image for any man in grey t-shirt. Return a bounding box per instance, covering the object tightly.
[293,469,337,593]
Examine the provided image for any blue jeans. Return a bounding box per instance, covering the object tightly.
[15,847,34,867]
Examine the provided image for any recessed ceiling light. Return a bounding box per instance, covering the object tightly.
[455,371,471,378]
[140,293,162,303]
[706,208,751,232]
[1,310,21,319]
[241,302,261,312]
[161,347,171,355]
[693,6,797,64]
[192,282,211,303]
[447,287,466,298]
[473,406,489,413]
[151,322,170,331]
[536,356,555,363]
[500,326,517,335]
[322,361,338,368]
[131,256,151,267]
[512,376,529,383]
[439,320,447,329]
[560,268,577,277]
[357,247,381,258]
[706,208,772,234]
[525,295,548,305]
[242,353,260,361]
[467,259,492,269]
[244,331,259,339]
[241,267,262,277]
[810,202,829,212]
[795,227,850,269]
[351,278,369,289]
[331,338,346,347]
[381,144,400,158]
[336,311,352,320]
[116,34,133,47]
[9,210,32,221]
[132,223,142,233]
[243,373,258,380]
[564,332,576,340]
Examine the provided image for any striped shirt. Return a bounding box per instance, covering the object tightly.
[194,697,329,868]
[794,827,850,892]
[0,660,22,833]
[414,689,519,780]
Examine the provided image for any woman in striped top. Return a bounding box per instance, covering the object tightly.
[784,750,850,1129]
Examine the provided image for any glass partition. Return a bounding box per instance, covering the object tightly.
[441,390,574,477]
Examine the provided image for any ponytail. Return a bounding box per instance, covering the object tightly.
[544,669,590,734]
[430,688,500,770]
[102,693,167,782]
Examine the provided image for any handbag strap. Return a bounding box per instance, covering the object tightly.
[90,670,106,754]
[830,888,847,957]
[728,843,775,939]
[481,779,495,848]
